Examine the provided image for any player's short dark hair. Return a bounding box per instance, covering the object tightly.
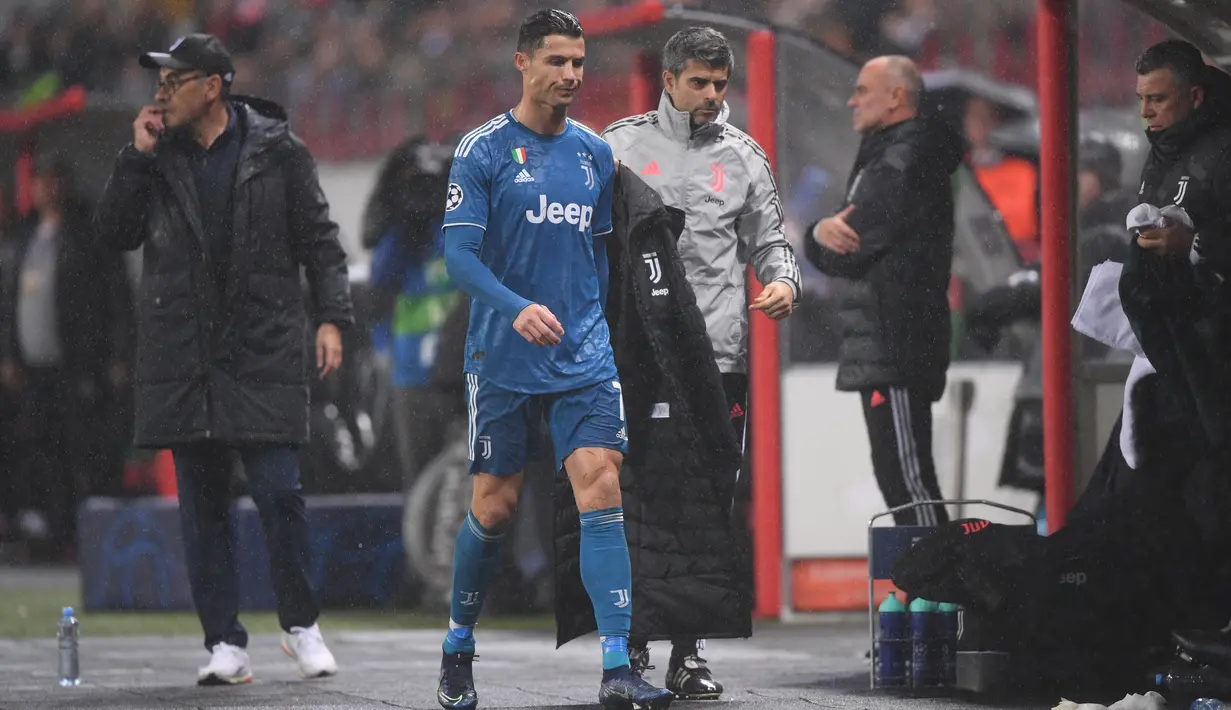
[1135,39,1207,90]
[662,26,735,77]
[517,9,584,56]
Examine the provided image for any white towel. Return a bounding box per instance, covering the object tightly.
[1119,356,1157,469]
[1126,202,1193,231]
[1127,202,1204,266]
[1053,691,1167,710]
[1070,260,1156,469]
[1071,262,1141,356]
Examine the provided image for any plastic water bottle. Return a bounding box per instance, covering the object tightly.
[910,597,939,687]
[876,591,908,687]
[937,602,959,686]
[57,607,80,687]
[1191,700,1227,710]
[1156,668,1231,699]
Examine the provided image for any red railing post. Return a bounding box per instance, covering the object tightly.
[1037,0,1076,534]
[745,29,782,620]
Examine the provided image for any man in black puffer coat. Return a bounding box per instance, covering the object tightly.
[1119,40,1231,477]
[554,165,747,650]
[804,55,963,526]
[94,34,352,683]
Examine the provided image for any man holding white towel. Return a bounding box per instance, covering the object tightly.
[1118,39,1231,463]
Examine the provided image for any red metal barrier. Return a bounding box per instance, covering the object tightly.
[745,28,782,620]
[1037,0,1076,534]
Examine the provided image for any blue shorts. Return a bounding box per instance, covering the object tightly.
[465,375,629,476]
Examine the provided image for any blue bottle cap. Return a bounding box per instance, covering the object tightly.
[62,607,74,617]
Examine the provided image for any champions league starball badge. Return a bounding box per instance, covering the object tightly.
[446,183,464,211]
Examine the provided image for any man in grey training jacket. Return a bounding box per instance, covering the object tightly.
[601,25,801,700]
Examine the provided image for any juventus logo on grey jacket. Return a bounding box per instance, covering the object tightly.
[1175,176,1190,205]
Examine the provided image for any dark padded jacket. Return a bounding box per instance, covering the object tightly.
[1119,66,1231,465]
[93,96,353,447]
[553,165,749,646]
[805,117,963,402]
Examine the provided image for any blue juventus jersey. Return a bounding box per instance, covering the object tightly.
[443,111,618,394]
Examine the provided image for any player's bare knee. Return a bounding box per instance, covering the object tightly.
[567,449,623,512]
[470,472,523,530]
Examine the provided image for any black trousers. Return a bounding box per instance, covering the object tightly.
[632,373,748,655]
[172,442,320,650]
[860,387,948,527]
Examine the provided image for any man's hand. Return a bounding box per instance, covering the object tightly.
[813,204,860,254]
[316,323,343,379]
[132,106,165,153]
[514,304,565,346]
[750,281,795,320]
[0,359,19,392]
[1137,223,1194,258]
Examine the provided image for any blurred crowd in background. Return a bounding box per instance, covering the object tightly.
[0,0,1165,160]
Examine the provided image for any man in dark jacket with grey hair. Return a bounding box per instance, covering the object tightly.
[95,33,352,686]
[805,55,963,527]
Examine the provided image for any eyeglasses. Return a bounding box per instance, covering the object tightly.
[155,73,207,96]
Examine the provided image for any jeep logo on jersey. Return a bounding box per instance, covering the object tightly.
[642,252,662,284]
[525,195,593,232]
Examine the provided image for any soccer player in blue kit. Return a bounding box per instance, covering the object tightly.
[434,9,674,710]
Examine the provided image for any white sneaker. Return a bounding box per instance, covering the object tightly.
[197,642,252,686]
[281,623,338,679]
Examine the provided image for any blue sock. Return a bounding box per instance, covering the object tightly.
[580,507,633,670]
[442,510,504,655]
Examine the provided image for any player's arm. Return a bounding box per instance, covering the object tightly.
[443,227,566,347]
[443,226,530,319]
[737,146,801,320]
[442,146,564,346]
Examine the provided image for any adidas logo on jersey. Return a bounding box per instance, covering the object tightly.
[525,194,593,233]
[514,169,535,184]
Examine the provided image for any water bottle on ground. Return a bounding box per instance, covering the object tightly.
[1191,699,1227,710]
[910,597,939,687]
[876,591,908,687]
[57,606,80,687]
[1156,667,1231,700]
[937,602,959,686]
